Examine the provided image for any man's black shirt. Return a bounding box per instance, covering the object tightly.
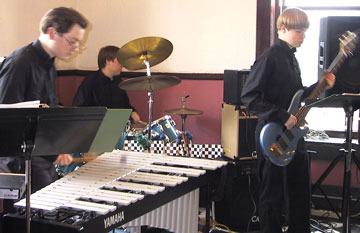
[241,39,317,124]
[0,39,57,106]
[72,70,135,110]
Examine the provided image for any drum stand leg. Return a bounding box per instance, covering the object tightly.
[147,90,153,140]
[144,60,153,141]
[181,115,187,132]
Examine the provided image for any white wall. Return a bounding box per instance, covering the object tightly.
[0,0,79,67]
[0,0,256,73]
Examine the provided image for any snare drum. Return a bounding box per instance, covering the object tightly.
[143,115,179,142]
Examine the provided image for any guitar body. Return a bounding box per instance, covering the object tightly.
[260,122,309,166]
[260,90,309,166]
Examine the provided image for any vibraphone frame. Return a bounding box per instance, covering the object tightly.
[4,151,225,233]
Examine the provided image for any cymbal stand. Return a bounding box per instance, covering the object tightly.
[180,93,189,131]
[144,59,153,140]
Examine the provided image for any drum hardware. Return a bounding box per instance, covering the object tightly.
[142,115,179,143]
[165,93,203,131]
[160,134,167,155]
[118,36,180,141]
[135,134,152,151]
[118,74,181,141]
[176,131,193,157]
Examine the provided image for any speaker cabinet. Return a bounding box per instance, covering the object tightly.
[318,16,360,96]
[215,162,259,232]
[223,69,250,105]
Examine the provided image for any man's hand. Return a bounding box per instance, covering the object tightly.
[323,71,336,90]
[285,114,297,130]
[54,154,73,166]
[131,111,141,122]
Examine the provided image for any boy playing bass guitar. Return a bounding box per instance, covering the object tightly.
[241,8,335,233]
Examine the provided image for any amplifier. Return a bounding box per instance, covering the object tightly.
[223,69,250,105]
[0,173,25,200]
[237,158,257,175]
[221,104,257,159]
[215,161,259,232]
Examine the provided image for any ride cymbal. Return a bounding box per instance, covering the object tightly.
[117,37,173,70]
[119,75,181,91]
[165,108,203,115]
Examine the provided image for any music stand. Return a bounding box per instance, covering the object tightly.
[0,107,131,233]
[306,93,360,233]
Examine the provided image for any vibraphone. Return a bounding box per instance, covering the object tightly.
[4,150,227,233]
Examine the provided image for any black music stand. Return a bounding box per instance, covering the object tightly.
[306,93,360,233]
[0,107,131,233]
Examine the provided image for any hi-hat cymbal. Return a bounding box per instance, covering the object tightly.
[165,107,203,116]
[117,37,173,70]
[119,75,181,91]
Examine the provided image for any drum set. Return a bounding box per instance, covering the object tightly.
[117,36,203,147]
[57,36,204,176]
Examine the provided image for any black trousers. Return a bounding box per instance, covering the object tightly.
[255,124,311,233]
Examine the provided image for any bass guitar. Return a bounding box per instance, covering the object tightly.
[260,30,358,166]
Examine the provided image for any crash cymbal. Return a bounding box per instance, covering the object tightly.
[119,75,181,91]
[165,107,203,115]
[117,37,173,70]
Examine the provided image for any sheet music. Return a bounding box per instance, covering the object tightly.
[0,100,40,108]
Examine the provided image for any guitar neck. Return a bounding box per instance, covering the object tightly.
[307,50,347,100]
[295,50,348,125]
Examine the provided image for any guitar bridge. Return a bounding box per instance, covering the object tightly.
[269,143,283,158]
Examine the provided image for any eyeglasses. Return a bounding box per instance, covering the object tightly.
[62,35,86,50]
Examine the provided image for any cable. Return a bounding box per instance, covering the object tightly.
[310,223,328,233]
[246,174,258,233]
[310,218,339,233]
[209,221,234,233]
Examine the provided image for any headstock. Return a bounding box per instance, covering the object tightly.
[339,30,358,58]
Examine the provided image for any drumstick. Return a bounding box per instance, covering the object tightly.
[177,144,180,156]
[71,152,103,163]
[136,120,148,126]
[71,157,97,163]
[163,140,167,155]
